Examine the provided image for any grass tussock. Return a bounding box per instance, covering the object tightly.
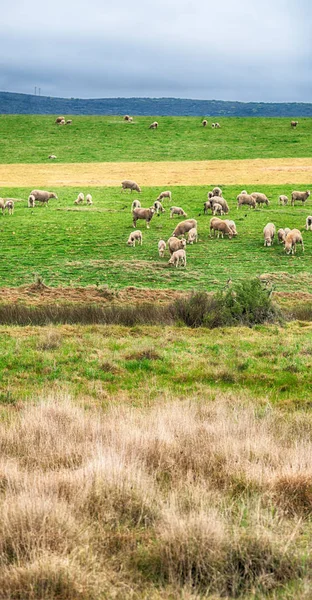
[0,395,311,598]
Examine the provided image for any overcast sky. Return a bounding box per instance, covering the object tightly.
[1,0,311,101]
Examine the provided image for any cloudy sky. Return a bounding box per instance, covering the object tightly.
[1,0,311,101]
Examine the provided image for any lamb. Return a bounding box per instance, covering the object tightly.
[237,193,256,209]
[279,195,289,205]
[157,190,172,201]
[48,155,57,159]
[284,229,304,254]
[202,119,207,127]
[153,200,165,214]
[30,190,57,205]
[305,216,312,231]
[124,115,130,121]
[291,121,298,128]
[66,120,72,125]
[158,240,166,257]
[132,207,155,229]
[28,194,36,208]
[131,200,141,212]
[277,228,286,243]
[291,190,310,206]
[187,227,198,244]
[55,116,65,124]
[170,206,187,218]
[212,187,222,197]
[210,217,234,239]
[168,249,186,268]
[149,121,158,129]
[251,192,270,206]
[121,180,141,193]
[204,196,229,214]
[168,237,187,255]
[215,123,221,128]
[74,192,84,205]
[263,223,276,247]
[3,200,14,215]
[211,123,215,128]
[213,203,223,216]
[128,117,133,122]
[224,220,238,236]
[86,194,93,205]
[60,119,66,125]
[172,219,197,238]
[127,230,143,247]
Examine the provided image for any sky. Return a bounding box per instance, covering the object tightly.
[1,0,311,102]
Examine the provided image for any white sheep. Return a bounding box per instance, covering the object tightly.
[284,229,304,254]
[66,120,72,125]
[263,223,276,247]
[86,194,93,205]
[305,216,312,231]
[212,186,222,197]
[157,191,172,201]
[131,200,141,212]
[4,200,14,215]
[74,192,84,205]
[170,206,187,218]
[291,190,310,206]
[277,228,286,243]
[153,201,165,214]
[279,195,288,205]
[127,230,143,247]
[48,155,57,160]
[168,249,186,267]
[158,240,166,257]
[187,227,198,244]
[213,203,223,216]
[28,194,36,208]
[211,123,215,128]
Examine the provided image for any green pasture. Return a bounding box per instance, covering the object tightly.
[0,115,311,163]
[0,184,311,291]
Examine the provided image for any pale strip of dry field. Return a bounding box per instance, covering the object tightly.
[1,157,312,187]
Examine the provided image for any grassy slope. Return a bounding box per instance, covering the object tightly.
[0,184,311,291]
[1,115,312,163]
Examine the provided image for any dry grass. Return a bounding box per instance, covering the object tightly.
[0,395,311,598]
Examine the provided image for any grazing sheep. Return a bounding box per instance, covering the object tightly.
[170,206,187,218]
[124,115,130,121]
[215,123,221,128]
[131,200,141,212]
[127,230,143,247]
[251,192,270,206]
[30,190,57,205]
[211,123,215,128]
[279,195,289,205]
[202,119,207,127]
[237,193,256,209]
[210,218,234,239]
[263,223,276,247]
[157,190,172,201]
[291,121,298,128]
[277,228,286,243]
[305,216,312,231]
[213,202,223,216]
[60,119,66,125]
[224,220,238,236]
[158,240,166,257]
[28,194,36,208]
[168,237,187,255]
[172,219,197,238]
[74,192,84,205]
[121,180,141,193]
[187,227,198,244]
[3,200,14,215]
[55,116,65,124]
[168,249,186,268]
[66,120,72,125]
[132,207,155,229]
[149,121,158,129]
[284,229,304,254]
[291,190,310,206]
[212,187,222,197]
[204,196,229,215]
[48,155,57,160]
[86,194,93,205]
[153,200,165,214]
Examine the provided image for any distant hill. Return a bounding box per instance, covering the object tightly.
[1,91,312,117]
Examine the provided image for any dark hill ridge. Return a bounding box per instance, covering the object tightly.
[1,91,312,117]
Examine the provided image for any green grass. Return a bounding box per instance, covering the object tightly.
[0,184,311,291]
[0,322,311,408]
[1,115,312,163]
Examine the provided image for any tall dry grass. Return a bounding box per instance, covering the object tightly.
[0,395,311,598]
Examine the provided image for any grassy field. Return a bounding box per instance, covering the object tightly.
[0,184,311,291]
[1,115,312,163]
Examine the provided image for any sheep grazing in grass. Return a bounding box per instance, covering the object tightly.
[66,120,72,125]
[170,206,187,219]
[121,180,141,193]
[48,155,57,160]
[291,190,310,206]
[211,123,215,128]
[224,220,238,236]
[284,229,304,254]
[153,200,165,214]
[168,237,187,255]
[305,216,312,231]
[127,230,143,247]
[251,192,270,206]
[212,187,222,197]
[168,249,186,268]
[213,203,223,216]
[55,116,65,124]
[157,190,171,201]
[291,121,298,128]
[131,200,141,212]
[215,122,221,128]
[124,115,130,121]
[149,121,158,129]
[279,195,289,205]
[3,200,14,215]
[132,207,155,229]
[204,196,229,215]
[263,223,276,247]
[28,194,36,208]
[202,119,207,127]
[237,193,256,209]
[277,228,286,243]
[158,240,166,257]
[187,227,198,244]
[60,119,66,125]
[210,217,234,239]
[86,194,93,205]
[30,190,57,205]
[172,219,197,238]
[74,192,84,205]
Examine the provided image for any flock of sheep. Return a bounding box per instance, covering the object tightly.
[122,180,311,265]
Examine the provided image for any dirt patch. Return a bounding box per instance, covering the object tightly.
[1,158,312,187]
